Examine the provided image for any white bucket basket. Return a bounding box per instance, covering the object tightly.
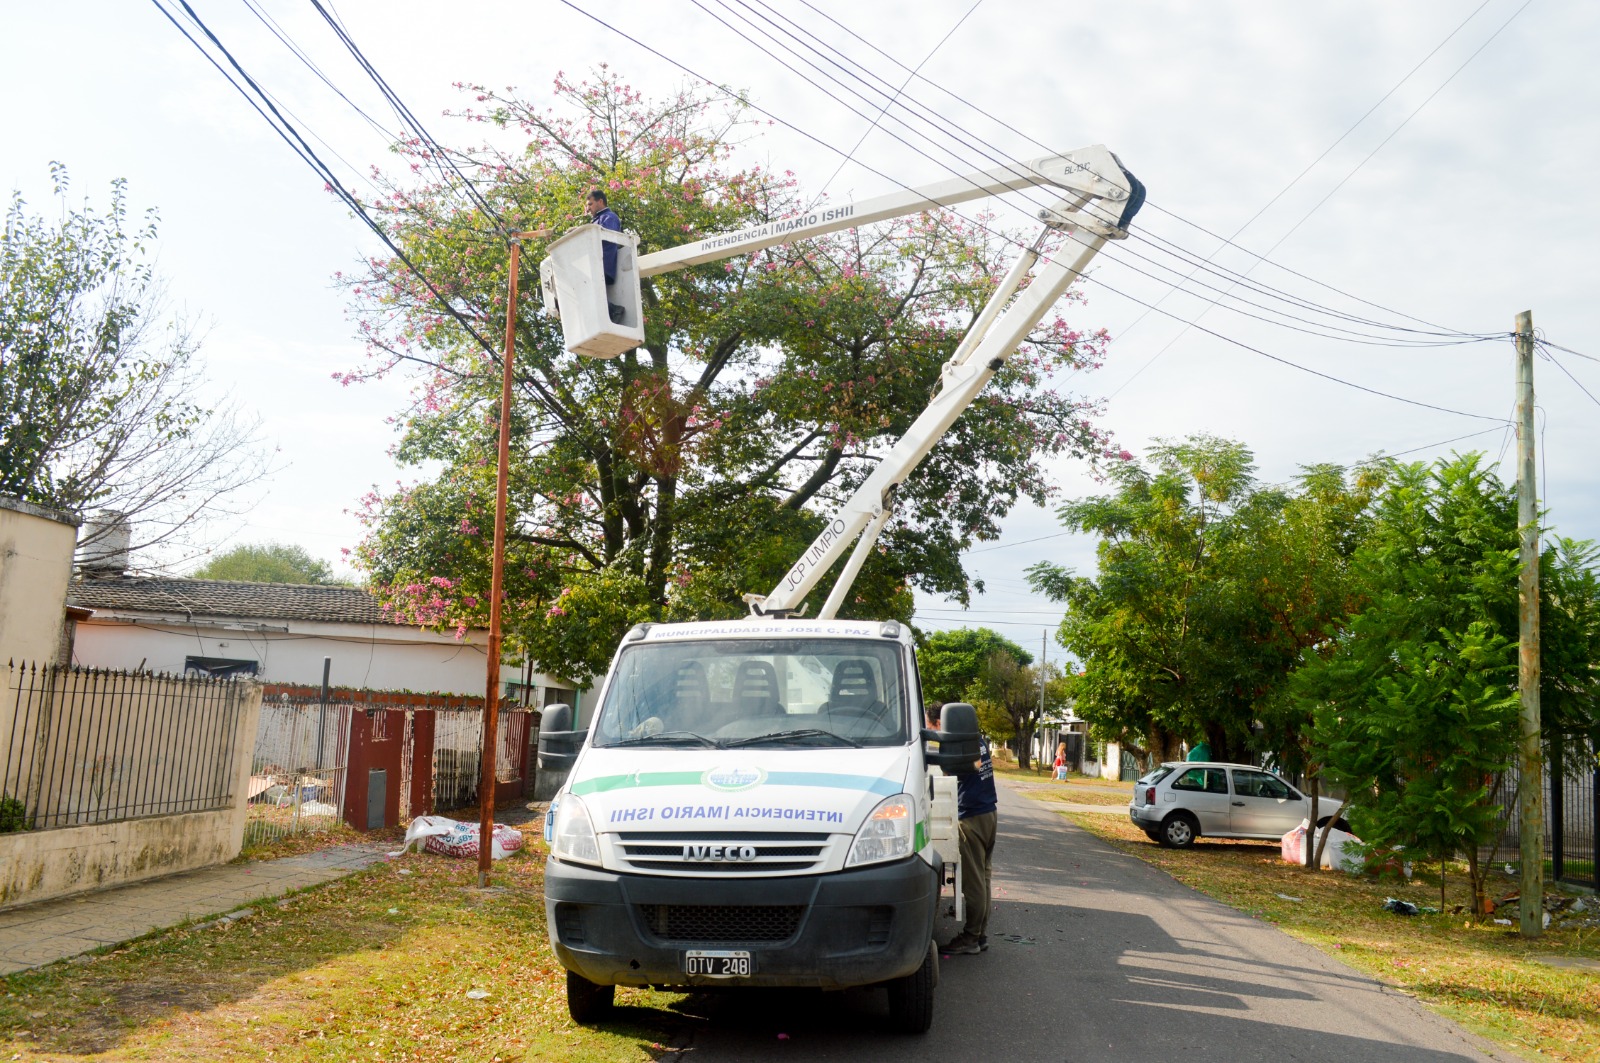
[538,225,644,359]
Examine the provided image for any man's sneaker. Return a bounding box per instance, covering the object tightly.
[943,932,983,955]
[978,934,989,952]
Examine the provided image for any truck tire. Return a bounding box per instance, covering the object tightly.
[1158,812,1198,849]
[886,939,938,1034]
[566,969,614,1024]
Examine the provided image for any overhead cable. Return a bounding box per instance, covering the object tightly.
[553,0,1511,426]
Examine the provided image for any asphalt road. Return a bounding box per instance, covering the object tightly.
[654,781,1508,1062]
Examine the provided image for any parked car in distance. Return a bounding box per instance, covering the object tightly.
[1128,762,1348,849]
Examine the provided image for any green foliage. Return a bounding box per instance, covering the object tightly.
[192,542,339,585]
[961,650,1069,770]
[347,72,1114,684]
[0,794,30,834]
[1293,454,1600,911]
[0,165,264,555]
[1028,436,1373,764]
[916,626,1030,704]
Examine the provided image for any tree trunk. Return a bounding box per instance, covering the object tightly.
[1312,798,1348,869]
[1304,776,1320,869]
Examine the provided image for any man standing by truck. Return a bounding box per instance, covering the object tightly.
[933,708,997,955]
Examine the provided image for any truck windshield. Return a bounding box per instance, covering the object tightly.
[592,639,908,749]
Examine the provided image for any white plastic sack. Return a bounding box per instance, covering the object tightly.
[389,815,524,860]
[1315,825,1362,872]
[1279,820,1362,871]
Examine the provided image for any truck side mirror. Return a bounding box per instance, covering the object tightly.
[921,702,983,775]
[538,703,584,771]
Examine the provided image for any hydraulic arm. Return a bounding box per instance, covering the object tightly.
[541,144,1144,618]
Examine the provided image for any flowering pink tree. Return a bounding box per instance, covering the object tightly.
[346,70,1115,681]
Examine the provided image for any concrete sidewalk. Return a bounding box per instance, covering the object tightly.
[0,844,389,975]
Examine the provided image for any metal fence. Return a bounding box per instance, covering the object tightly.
[1,662,251,831]
[245,694,352,846]
[1486,736,1599,890]
[430,708,533,813]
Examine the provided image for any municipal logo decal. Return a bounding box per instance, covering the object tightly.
[702,766,766,792]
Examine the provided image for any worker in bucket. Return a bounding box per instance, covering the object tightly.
[585,188,626,324]
[523,189,626,324]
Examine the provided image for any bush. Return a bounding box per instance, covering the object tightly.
[0,793,32,833]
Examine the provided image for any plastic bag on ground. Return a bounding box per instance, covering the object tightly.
[1280,823,1309,864]
[389,815,524,860]
[1316,825,1363,872]
[1279,820,1363,871]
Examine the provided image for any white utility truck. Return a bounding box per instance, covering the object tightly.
[536,146,1143,1032]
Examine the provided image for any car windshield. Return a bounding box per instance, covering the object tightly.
[592,638,908,749]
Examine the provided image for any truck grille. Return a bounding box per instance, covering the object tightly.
[636,904,805,944]
[613,831,831,875]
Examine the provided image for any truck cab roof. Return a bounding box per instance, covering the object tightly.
[625,618,912,645]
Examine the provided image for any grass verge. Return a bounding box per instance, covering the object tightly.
[1039,794,1600,1063]
[0,843,688,1062]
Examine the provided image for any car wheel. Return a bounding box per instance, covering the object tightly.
[886,939,938,1034]
[566,969,615,1024]
[1159,812,1198,849]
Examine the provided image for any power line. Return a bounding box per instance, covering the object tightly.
[1536,337,1600,365]
[806,0,984,209]
[149,0,566,422]
[1539,343,1600,410]
[555,1,1512,425]
[788,0,1490,342]
[1104,0,1496,357]
[307,0,505,230]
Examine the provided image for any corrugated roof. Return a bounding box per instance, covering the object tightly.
[68,577,402,626]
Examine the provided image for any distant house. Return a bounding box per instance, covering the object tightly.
[67,576,577,706]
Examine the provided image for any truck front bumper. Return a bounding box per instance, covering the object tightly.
[545,855,939,989]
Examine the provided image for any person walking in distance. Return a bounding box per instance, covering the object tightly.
[935,707,997,954]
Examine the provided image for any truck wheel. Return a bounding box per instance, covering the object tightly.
[1158,812,1198,849]
[886,939,938,1034]
[566,969,614,1024]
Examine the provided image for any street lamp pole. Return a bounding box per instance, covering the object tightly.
[478,234,530,887]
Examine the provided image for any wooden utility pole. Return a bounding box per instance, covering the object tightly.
[477,236,526,887]
[1515,309,1543,938]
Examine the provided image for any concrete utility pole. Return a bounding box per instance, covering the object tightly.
[1515,309,1544,938]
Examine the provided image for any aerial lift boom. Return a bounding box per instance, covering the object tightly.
[540,145,1143,618]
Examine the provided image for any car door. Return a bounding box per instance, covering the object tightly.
[1165,767,1231,834]
[1229,768,1304,838]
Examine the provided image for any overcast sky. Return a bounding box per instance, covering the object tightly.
[6,0,1596,653]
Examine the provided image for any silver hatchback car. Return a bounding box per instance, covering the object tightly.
[1128,761,1330,848]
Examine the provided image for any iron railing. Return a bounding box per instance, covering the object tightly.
[245,694,352,846]
[1,662,251,831]
[430,708,534,813]
[1486,737,1598,890]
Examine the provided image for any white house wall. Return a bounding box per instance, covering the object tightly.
[72,615,563,697]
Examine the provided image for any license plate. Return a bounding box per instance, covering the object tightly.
[683,950,752,977]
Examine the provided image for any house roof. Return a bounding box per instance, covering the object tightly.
[69,576,402,626]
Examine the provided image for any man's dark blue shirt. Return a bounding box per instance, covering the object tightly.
[591,206,622,283]
[957,736,998,819]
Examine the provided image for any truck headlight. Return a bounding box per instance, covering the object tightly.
[550,794,602,866]
[846,794,916,868]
